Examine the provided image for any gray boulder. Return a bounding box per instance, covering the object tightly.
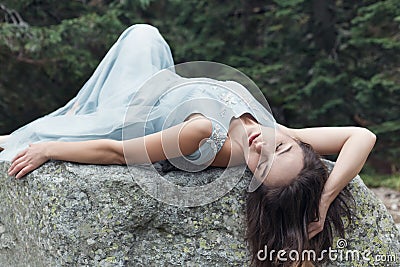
[0,160,399,266]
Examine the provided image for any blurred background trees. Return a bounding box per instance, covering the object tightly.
[1,0,399,174]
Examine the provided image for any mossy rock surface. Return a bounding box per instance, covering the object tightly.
[0,160,398,266]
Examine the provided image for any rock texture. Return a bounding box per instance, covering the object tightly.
[371,187,400,230]
[0,160,399,267]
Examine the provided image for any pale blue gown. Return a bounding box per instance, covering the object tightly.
[0,24,275,167]
[1,25,399,263]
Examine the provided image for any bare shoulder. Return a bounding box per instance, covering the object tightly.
[184,113,212,138]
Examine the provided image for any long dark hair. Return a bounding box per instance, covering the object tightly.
[246,141,353,267]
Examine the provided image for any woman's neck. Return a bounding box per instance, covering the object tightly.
[228,113,258,149]
[212,113,259,167]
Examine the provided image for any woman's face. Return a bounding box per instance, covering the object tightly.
[245,126,304,186]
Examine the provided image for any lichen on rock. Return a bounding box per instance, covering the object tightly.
[0,160,399,266]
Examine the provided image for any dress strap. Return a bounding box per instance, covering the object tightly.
[208,120,228,154]
[180,119,228,167]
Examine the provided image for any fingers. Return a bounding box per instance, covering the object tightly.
[8,148,28,174]
[8,154,27,175]
[308,229,318,239]
[8,159,35,179]
[8,158,28,178]
[8,148,32,179]
[308,221,324,239]
[15,165,34,179]
[11,148,27,163]
[308,223,316,238]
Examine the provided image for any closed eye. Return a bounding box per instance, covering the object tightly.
[257,158,268,170]
[276,142,283,151]
[278,144,292,155]
[257,155,270,178]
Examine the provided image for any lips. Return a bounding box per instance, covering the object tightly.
[249,133,261,146]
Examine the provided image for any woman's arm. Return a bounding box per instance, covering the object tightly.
[306,127,375,201]
[279,125,376,200]
[278,125,377,237]
[8,117,212,179]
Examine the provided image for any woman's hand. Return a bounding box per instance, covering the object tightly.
[280,126,376,238]
[308,196,330,239]
[8,143,50,179]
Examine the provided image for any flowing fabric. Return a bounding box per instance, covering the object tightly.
[0,24,275,180]
[121,69,276,178]
[0,24,174,161]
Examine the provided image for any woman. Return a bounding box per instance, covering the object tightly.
[1,24,376,266]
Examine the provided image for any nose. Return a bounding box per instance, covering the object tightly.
[255,141,264,154]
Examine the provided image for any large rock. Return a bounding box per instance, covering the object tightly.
[0,160,399,266]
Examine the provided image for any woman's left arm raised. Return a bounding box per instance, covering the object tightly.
[279,125,377,237]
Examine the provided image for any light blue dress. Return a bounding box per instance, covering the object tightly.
[1,26,399,262]
[0,24,275,166]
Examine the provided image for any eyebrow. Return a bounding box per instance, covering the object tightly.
[261,163,269,179]
[258,157,270,179]
[257,155,269,170]
[260,145,293,179]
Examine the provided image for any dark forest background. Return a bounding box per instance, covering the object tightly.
[0,0,399,175]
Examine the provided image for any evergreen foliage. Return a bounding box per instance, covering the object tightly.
[0,0,399,172]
